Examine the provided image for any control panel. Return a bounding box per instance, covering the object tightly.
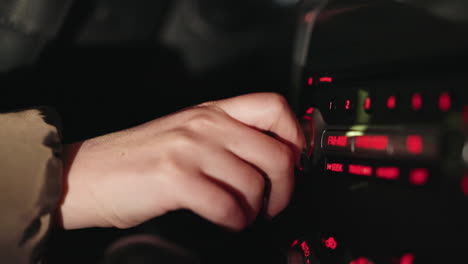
[288,71,468,264]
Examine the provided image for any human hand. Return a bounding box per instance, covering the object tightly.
[60,93,305,230]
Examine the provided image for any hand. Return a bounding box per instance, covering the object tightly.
[60,93,305,230]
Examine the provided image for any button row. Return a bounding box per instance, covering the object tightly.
[326,92,453,114]
[322,130,438,160]
[325,160,432,186]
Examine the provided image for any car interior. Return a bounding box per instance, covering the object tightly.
[1,0,468,263]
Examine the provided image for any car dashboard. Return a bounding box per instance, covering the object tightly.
[1,0,468,263]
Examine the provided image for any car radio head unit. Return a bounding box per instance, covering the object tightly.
[287,1,468,263]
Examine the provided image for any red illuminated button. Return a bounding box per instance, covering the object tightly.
[411,93,423,111]
[348,164,373,176]
[461,175,468,196]
[323,132,351,152]
[400,254,415,264]
[364,97,372,112]
[326,163,344,173]
[409,168,429,186]
[345,99,353,110]
[438,92,451,112]
[406,135,423,154]
[300,241,311,257]
[354,135,389,151]
[350,257,373,264]
[291,240,299,247]
[307,77,314,86]
[322,237,337,250]
[376,167,400,180]
[327,135,348,147]
[320,76,333,83]
[387,95,397,110]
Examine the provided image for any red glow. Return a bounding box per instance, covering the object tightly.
[304,12,314,23]
[327,136,348,147]
[409,168,429,186]
[355,135,389,151]
[400,253,415,264]
[327,163,344,173]
[306,260,310,264]
[464,105,468,123]
[387,95,397,110]
[345,99,351,110]
[461,175,468,196]
[376,167,400,180]
[348,164,373,176]
[320,77,333,83]
[306,107,315,114]
[364,97,372,111]
[351,257,373,264]
[439,92,451,112]
[323,237,337,250]
[411,93,423,111]
[406,135,423,154]
[291,240,298,247]
[301,242,310,257]
[307,77,314,86]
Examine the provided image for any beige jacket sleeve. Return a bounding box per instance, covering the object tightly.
[0,108,63,264]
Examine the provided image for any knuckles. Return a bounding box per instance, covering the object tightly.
[211,192,248,230]
[276,143,295,176]
[247,173,266,197]
[183,106,225,133]
[261,93,290,116]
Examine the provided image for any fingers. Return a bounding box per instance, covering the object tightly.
[215,118,295,217]
[173,171,249,231]
[179,107,295,218]
[203,93,306,164]
[197,147,265,224]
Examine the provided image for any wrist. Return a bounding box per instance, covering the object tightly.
[59,141,112,229]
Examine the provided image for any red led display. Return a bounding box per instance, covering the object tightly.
[351,257,373,264]
[355,135,389,151]
[438,92,451,112]
[400,253,415,264]
[364,97,372,111]
[307,77,314,86]
[345,99,351,110]
[376,167,400,180]
[348,164,373,176]
[411,93,423,111]
[406,135,423,154]
[409,168,429,186]
[327,136,348,147]
[301,241,311,257]
[461,175,468,196]
[320,77,333,83]
[291,240,298,247]
[323,237,337,250]
[327,163,344,173]
[387,95,397,110]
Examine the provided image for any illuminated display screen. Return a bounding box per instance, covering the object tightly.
[355,135,389,151]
